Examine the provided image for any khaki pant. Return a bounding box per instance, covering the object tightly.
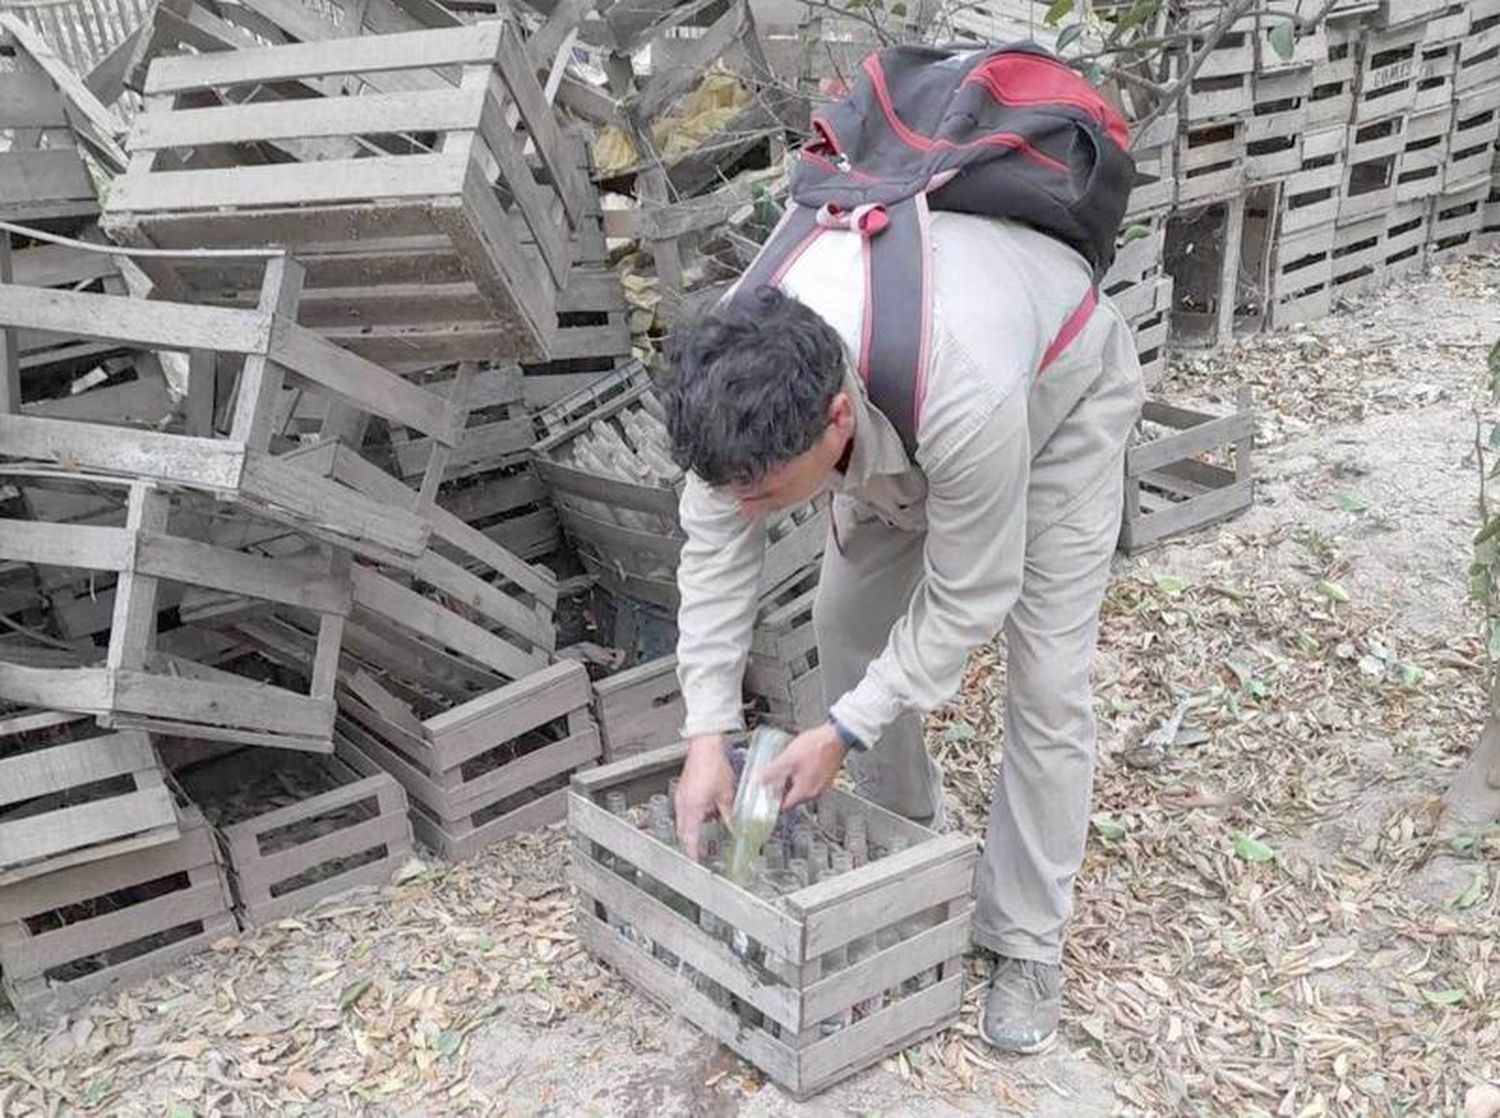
[813,453,1124,965]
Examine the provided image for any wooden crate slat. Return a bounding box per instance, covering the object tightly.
[236,803,409,900]
[129,85,486,150]
[143,22,505,93]
[437,728,599,820]
[796,974,964,1096]
[3,875,226,980]
[111,152,471,214]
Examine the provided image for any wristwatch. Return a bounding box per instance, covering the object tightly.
[828,712,867,753]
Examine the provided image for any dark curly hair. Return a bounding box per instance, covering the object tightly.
[661,287,846,487]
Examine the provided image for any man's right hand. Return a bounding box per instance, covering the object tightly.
[675,734,735,861]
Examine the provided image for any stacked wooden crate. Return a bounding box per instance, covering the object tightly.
[1107,112,1175,386]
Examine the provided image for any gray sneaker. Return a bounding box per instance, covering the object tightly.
[979,956,1061,1055]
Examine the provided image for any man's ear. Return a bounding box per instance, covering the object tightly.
[827,391,854,438]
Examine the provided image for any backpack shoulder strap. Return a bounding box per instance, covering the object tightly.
[861,194,930,457]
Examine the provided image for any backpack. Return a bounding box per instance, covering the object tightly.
[728,43,1135,456]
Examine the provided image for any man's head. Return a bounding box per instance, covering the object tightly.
[662,287,853,518]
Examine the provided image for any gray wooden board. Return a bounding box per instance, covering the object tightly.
[144,23,508,93]
[410,782,571,860]
[426,659,592,766]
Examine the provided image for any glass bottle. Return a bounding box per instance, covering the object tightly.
[727,726,791,884]
[791,825,814,863]
[829,850,854,879]
[877,926,903,1005]
[818,945,852,1035]
[603,791,635,939]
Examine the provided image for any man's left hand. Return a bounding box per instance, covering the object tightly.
[758,722,848,811]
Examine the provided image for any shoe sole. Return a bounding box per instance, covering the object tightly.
[977,1005,1058,1056]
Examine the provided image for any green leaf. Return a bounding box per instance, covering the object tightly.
[83,1079,112,1106]
[1489,339,1500,402]
[1246,677,1268,698]
[1153,573,1189,596]
[1268,18,1296,60]
[1231,832,1276,862]
[1452,868,1487,909]
[1475,515,1500,546]
[1489,424,1500,451]
[1119,222,1152,244]
[1091,814,1127,841]
[1043,0,1074,25]
[339,978,372,1012]
[1056,22,1085,51]
[167,1107,196,1118]
[1083,61,1105,85]
[435,1029,463,1058]
[1399,662,1425,687]
[942,722,976,743]
[1335,491,1369,513]
[1318,579,1350,603]
[1422,987,1467,1006]
[1487,622,1500,660]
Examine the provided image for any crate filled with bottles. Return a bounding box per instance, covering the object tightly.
[567,741,978,1099]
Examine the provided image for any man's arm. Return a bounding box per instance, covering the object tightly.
[675,471,767,736]
[830,390,1030,747]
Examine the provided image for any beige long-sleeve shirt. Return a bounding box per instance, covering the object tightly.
[675,210,1145,745]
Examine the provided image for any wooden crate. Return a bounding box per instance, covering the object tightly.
[0,258,467,567]
[1413,41,1461,112]
[176,742,413,925]
[1481,175,1500,250]
[568,744,978,1100]
[744,563,823,731]
[1178,119,1247,205]
[1457,6,1500,93]
[1120,390,1254,554]
[1308,20,1359,127]
[0,19,108,227]
[532,363,828,612]
[0,710,178,886]
[1103,215,1166,320]
[1396,104,1453,202]
[8,230,141,380]
[1426,177,1490,265]
[0,803,235,1024]
[1269,222,1335,327]
[1283,127,1347,232]
[594,654,686,762]
[0,480,353,751]
[102,23,589,365]
[1382,198,1431,277]
[1125,113,1177,217]
[1182,27,1255,123]
[1246,68,1310,182]
[1352,22,1423,124]
[1133,280,1173,388]
[1331,212,1389,297]
[1445,84,1500,188]
[336,660,601,860]
[1339,114,1407,221]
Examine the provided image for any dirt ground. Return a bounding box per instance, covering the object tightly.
[3,256,1499,1117]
